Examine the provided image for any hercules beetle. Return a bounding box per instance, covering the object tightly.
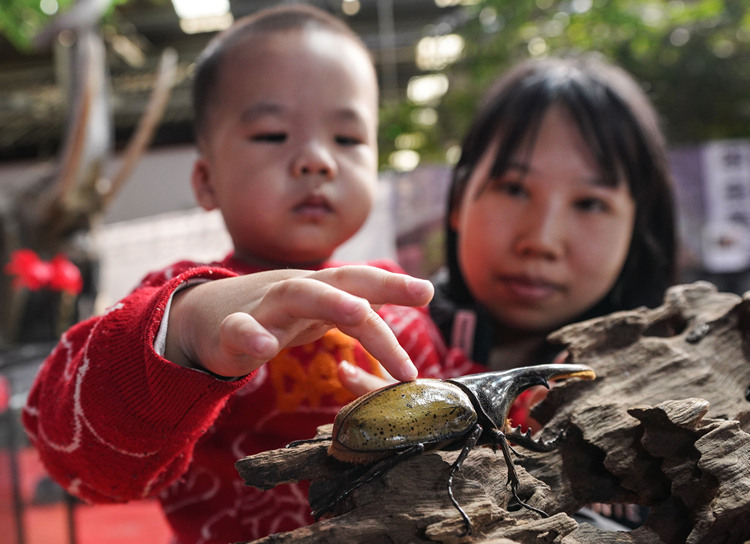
[290,363,596,535]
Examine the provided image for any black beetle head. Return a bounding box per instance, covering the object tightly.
[448,364,595,429]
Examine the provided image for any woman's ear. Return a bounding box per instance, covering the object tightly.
[191,157,218,211]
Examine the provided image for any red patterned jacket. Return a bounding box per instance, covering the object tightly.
[22,254,478,544]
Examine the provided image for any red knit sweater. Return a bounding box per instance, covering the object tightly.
[22,254,478,543]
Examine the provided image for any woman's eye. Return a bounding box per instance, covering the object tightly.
[490,178,526,198]
[251,133,287,143]
[576,197,609,213]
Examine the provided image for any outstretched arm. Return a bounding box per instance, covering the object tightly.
[23,263,433,504]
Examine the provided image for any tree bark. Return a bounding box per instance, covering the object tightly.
[235,282,750,543]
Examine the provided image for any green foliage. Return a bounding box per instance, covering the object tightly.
[379,0,750,168]
[0,0,73,50]
[0,0,127,51]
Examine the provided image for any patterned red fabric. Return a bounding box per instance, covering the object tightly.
[22,254,477,544]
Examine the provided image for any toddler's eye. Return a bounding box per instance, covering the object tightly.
[251,133,287,143]
[336,135,362,146]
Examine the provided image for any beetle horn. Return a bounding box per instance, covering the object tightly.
[447,364,595,431]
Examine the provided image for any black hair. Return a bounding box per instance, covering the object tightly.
[191,4,371,142]
[443,55,677,320]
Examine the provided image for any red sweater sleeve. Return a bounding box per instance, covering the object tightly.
[22,264,253,503]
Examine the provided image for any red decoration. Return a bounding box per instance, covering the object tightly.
[49,254,84,294]
[5,249,83,295]
[0,375,9,413]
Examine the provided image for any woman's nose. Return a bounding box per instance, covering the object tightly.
[291,142,337,179]
[513,203,565,260]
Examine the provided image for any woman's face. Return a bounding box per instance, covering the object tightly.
[451,105,636,334]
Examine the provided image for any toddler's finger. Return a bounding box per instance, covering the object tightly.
[338,360,394,397]
[213,312,280,376]
[313,266,434,307]
[338,309,418,381]
[262,277,373,332]
[552,350,570,365]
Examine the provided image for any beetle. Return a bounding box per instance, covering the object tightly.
[291,363,596,535]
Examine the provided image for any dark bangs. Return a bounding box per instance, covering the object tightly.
[486,64,643,197]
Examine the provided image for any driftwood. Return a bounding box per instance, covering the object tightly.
[235,282,750,543]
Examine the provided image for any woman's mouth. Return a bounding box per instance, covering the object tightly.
[498,275,562,302]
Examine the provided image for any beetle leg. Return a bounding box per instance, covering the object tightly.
[490,429,549,519]
[312,443,425,519]
[285,437,330,448]
[507,425,564,452]
[446,424,483,536]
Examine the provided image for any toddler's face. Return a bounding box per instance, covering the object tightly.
[192,29,379,267]
[451,106,636,334]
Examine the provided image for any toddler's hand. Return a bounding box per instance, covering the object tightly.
[165,266,433,380]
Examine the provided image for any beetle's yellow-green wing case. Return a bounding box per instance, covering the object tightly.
[329,379,478,463]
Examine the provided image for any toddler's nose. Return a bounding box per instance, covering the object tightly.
[292,142,336,178]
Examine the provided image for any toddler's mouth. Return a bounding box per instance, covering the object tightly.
[294,194,333,217]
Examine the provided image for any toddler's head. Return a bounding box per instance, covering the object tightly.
[189,5,380,267]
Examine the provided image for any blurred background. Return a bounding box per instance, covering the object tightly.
[2,0,750,542]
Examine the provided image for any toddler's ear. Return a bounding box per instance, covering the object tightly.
[191,157,218,211]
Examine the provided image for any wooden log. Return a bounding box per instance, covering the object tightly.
[235,282,750,543]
